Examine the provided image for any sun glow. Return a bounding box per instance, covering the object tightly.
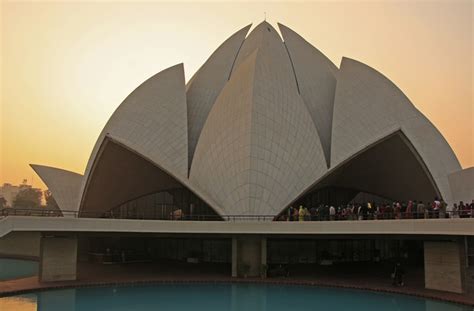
[1,1,472,190]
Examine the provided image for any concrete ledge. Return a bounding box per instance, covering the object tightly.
[1,217,474,238]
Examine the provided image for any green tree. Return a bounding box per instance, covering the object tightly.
[0,197,7,209]
[44,190,59,210]
[12,187,42,209]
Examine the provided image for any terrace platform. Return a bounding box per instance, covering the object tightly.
[1,216,474,238]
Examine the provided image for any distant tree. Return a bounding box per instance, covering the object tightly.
[44,190,59,210]
[12,187,42,209]
[0,197,7,209]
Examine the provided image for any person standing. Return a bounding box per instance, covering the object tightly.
[385,204,393,220]
[299,206,305,222]
[433,198,441,218]
[329,205,336,221]
[459,201,467,218]
[378,204,385,220]
[323,205,330,221]
[392,262,404,286]
[425,202,431,219]
[405,201,413,219]
[470,200,474,218]
[394,202,401,219]
[304,207,311,221]
[439,200,447,219]
[288,206,294,221]
[367,202,374,220]
[310,206,317,221]
[452,203,459,218]
[416,201,425,219]
[347,205,354,220]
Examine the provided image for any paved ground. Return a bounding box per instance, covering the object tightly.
[0,261,472,307]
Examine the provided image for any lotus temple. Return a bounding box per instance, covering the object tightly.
[0,21,473,306]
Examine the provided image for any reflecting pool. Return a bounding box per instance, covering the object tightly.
[0,283,470,311]
[0,258,38,281]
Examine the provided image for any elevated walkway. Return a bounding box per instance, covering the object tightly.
[1,216,473,238]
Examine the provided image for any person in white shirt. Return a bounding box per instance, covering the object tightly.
[329,205,336,221]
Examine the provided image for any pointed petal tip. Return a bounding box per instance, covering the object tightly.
[29,163,49,171]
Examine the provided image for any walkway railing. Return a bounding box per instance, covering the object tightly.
[0,208,472,221]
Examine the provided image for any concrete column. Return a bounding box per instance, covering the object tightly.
[232,236,266,278]
[261,238,267,278]
[460,236,474,294]
[39,235,78,282]
[232,237,238,277]
[424,241,463,293]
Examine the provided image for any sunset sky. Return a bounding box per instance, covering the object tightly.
[1,0,473,190]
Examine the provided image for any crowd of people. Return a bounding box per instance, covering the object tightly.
[280,198,474,221]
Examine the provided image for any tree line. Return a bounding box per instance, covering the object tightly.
[0,187,59,210]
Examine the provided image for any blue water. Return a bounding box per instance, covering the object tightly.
[0,258,38,281]
[0,284,470,311]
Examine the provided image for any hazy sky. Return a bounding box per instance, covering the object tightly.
[1,0,473,190]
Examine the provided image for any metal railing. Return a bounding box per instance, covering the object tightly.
[279,210,472,222]
[0,208,472,222]
[0,208,275,221]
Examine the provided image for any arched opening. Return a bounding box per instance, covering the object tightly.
[288,131,440,211]
[109,188,218,220]
[79,137,220,220]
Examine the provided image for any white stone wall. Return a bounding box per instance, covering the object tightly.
[79,64,189,212]
[449,167,474,204]
[190,51,257,215]
[279,23,338,165]
[187,25,251,168]
[191,22,327,216]
[32,22,464,219]
[30,164,83,215]
[331,58,461,202]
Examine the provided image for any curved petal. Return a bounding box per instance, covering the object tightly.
[30,164,83,216]
[190,22,328,216]
[187,24,251,168]
[278,23,338,165]
[449,167,474,204]
[331,57,461,202]
[79,64,189,214]
[79,136,225,217]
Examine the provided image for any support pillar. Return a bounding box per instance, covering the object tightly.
[232,238,238,277]
[231,236,266,278]
[261,238,267,278]
[39,235,77,282]
[424,241,463,293]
